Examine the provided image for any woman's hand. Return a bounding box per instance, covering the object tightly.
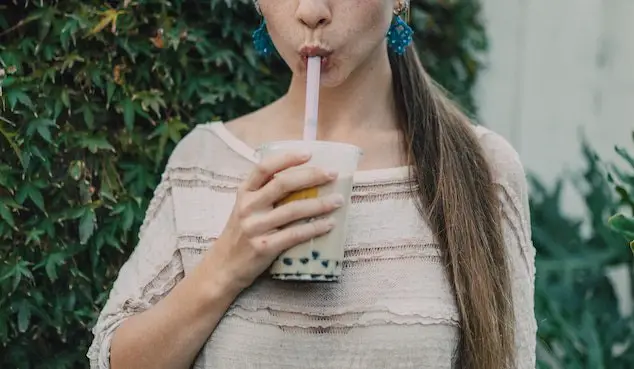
[206,151,343,292]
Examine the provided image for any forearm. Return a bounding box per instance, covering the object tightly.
[109,256,240,369]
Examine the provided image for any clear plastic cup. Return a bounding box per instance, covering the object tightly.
[257,140,362,282]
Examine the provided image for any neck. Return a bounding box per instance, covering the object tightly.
[279,47,398,140]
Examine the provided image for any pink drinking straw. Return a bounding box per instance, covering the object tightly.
[303,56,321,141]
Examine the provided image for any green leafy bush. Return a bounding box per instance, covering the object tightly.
[0,1,487,367]
[608,134,634,253]
[531,144,634,368]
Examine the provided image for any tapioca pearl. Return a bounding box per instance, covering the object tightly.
[321,260,329,268]
[312,251,320,259]
[300,257,309,264]
[282,258,293,266]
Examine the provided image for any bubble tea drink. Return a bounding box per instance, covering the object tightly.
[260,56,361,281]
[258,141,361,281]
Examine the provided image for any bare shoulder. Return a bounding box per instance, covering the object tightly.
[471,124,528,196]
[225,104,293,148]
[223,111,260,143]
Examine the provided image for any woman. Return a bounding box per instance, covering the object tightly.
[88,0,536,368]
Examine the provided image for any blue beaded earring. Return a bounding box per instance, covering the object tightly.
[252,19,275,57]
[386,10,414,55]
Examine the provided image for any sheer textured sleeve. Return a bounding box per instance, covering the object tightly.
[87,171,184,369]
[477,128,538,368]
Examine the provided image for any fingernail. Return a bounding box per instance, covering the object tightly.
[327,170,338,179]
[325,218,336,229]
[331,194,344,207]
[298,151,311,160]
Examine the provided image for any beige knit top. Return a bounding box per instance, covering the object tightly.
[87,122,537,369]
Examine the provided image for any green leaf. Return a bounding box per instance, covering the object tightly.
[99,188,116,203]
[79,208,96,244]
[55,207,85,221]
[60,88,71,108]
[77,136,115,154]
[44,253,64,282]
[26,118,56,143]
[24,228,45,245]
[0,266,14,284]
[17,92,34,109]
[38,6,54,41]
[16,183,28,204]
[59,52,84,72]
[0,117,23,166]
[17,300,31,333]
[20,150,31,171]
[54,98,64,119]
[68,160,85,181]
[15,183,45,212]
[27,186,45,213]
[0,76,17,89]
[0,202,15,228]
[580,310,604,368]
[31,178,47,189]
[167,118,189,143]
[6,90,34,111]
[122,98,135,130]
[615,145,634,170]
[110,203,126,216]
[83,105,95,129]
[9,260,34,291]
[66,290,76,311]
[150,118,188,167]
[122,203,134,231]
[89,8,124,35]
[106,81,116,108]
[1,197,23,210]
[608,214,634,240]
[133,89,166,117]
[60,17,79,50]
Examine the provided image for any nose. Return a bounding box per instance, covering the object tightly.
[296,0,331,29]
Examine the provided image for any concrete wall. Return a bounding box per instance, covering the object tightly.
[477,0,633,185]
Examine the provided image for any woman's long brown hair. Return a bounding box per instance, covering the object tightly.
[389,46,515,368]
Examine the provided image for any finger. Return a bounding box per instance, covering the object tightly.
[244,151,311,191]
[243,193,344,235]
[254,167,337,208]
[263,217,336,254]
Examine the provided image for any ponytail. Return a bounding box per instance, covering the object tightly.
[389,46,516,369]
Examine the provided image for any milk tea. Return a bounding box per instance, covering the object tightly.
[269,176,354,281]
[256,140,361,282]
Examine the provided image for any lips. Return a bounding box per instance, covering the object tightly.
[299,46,333,70]
[300,45,333,58]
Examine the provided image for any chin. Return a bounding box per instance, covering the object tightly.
[318,68,349,88]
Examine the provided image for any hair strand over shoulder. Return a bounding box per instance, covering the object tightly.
[389,46,516,369]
